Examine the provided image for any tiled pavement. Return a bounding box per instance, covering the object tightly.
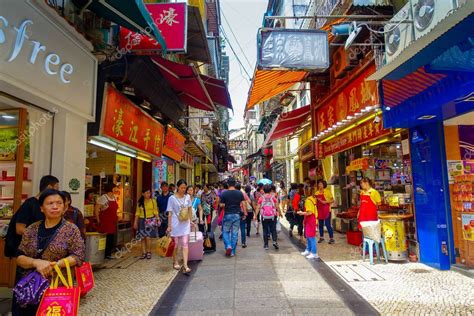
[151,226,376,316]
[281,218,474,315]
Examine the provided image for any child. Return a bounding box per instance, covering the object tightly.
[298,189,319,259]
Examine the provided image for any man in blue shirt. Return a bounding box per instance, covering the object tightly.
[157,182,172,237]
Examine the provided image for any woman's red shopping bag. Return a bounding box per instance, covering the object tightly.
[217,209,224,226]
[37,259,80,316]
[75,262,94,297]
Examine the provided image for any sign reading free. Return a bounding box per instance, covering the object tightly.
[0,1,97,120]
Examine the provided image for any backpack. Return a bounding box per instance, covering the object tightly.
[261,195,276,219]
[298,195,307,212]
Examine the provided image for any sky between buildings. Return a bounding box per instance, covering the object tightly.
[220,0,268,130]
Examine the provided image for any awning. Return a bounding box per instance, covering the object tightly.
[187,5,212,63]
[245,70,307,110]
[246,149,262,160]
[200,75,233,110]
[185,138,208,157]
[368,2,474,81]
[151,57,215,111]
[77,0,167,52]
[263,105,311,146]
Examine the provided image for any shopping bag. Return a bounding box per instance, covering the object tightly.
[217,210,224,226]
[276,219,282,233]
[157,235,175,257]
[37,259,80,316]
[13,271,49,307]
[204,237,212,248]
[75,262,94,297]
[360,220,381,243]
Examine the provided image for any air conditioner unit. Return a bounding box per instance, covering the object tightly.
[411,0,456,40]
[332,46,359,79]
[384,3,414,64]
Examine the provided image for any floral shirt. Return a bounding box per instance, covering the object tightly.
[18,220,85,277]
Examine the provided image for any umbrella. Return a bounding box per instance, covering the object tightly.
[257,178,272,185]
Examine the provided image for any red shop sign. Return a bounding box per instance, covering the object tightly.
[101,85,165,157]
[163,126,186,162]
[182,152,194,166]
[314,64,379,134]
[316,119,390,158]
[119,3,187,52]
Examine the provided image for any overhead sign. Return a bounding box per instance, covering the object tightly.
[101,85,165,157]
[0,0,97,121]
[228,140,248,151]
[162,126,186,162]
[346,157,370,173]
[119,3,187,52]
[258,29,329,70]
[314,64,379,134]
[315,119,390,158]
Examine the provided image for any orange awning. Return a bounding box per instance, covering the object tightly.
[245,70,307,110]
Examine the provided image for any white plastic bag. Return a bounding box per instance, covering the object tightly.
[360,220,381,243]
[276,219,282,233]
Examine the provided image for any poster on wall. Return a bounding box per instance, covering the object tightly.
[153,159,167,193]
[447,160,464,184]
[461,213,474,241]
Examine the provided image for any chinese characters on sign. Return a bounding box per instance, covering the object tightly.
[315,119,390,158]
[258,29,329,70]
[314,64,379,134]
[162,126,186,162]
[119,3,187,52]
[228,140,248,151]
[346,157,370,173]
[101,85,165,157]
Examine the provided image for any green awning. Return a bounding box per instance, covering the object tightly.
[84,0,167,53]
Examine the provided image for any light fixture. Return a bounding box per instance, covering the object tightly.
[336,123,357,136]
[394,133,401,138]
[140,100,152,110]
[136,153,152,162]
[369,138,390,147]
[385,106,391,111]
[88,139,116,151]
[117,149,136,158]
[1,115,15,120]
[417,115,436,120]
[346,115,354,120]
[336,122,343,126]
[321,134,336,144]
[355,112,362,117]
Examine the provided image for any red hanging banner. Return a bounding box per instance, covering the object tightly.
[100,85,165,157]
[162,126,186,162]
[119,3,187,52]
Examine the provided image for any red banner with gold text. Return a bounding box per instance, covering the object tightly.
[162,126,186,162]
[101,85,165,157]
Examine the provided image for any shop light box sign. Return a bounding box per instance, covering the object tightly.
[257,29,329,70]
[100,84,165,157]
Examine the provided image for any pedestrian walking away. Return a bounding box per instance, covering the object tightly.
[315,180,335,244]
[219,178,246,257]
[257,185,281,250]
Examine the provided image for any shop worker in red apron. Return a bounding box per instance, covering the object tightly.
[316,180,335,244]
[95,182,119,259]
[358,178,382,230]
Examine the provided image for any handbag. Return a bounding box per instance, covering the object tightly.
[276,219,282,233]
[177,197,190,222]
[13,271,50,307]
[156,235,175,257]
[75,262,94,297]
[37,259,80,316]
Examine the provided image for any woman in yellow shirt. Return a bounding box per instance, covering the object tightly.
[134,188,160,259]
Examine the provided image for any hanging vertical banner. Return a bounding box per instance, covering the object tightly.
[119,3,187,52]
[153,159,168,192]
[162,126,186,162]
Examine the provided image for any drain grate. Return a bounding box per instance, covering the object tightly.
[329,263,385,282]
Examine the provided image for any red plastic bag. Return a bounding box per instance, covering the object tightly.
[75,262,94,297]
[217,209,224,226]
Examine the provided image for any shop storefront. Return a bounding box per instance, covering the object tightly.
[370,2,474,270]
[0,1,97,286]
[180,152,195,184]
[162,125,186,185]
[86,84,165,251]
[313,62,417,261]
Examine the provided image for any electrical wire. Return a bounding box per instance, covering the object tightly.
[220,25,253,81]
[220,10,254,70]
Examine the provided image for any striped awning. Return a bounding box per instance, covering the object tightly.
[382,67,445,108]
[245,70,307,110]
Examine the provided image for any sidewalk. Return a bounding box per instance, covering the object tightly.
[151,226,375,316]
[281,218,474,315]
